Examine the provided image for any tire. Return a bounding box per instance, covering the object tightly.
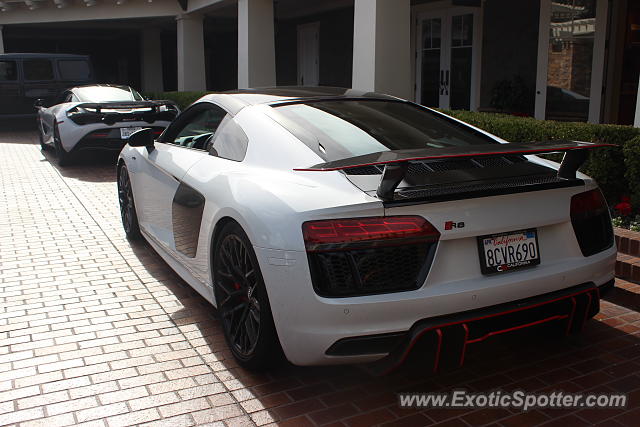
[213,223,283,370]
[117,165,142,240]
[53,123,73,166]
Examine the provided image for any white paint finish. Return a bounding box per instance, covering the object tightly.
[534,0,551,120]
[237,0,276,89]
[0,25,4,54]
[141,28,164,93]
[38,102,172,152]
[0,0,182,24]
[176,14,206,92]
[297,22,320,86]
[588,0,608,123]
[352,0,412,99]
[119,91,615,366]
[635,74,640,128]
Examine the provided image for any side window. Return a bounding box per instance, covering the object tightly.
[0,61,17,81]
[167,106,226,150]
[23,59,54,81]
[62,92,79,103]
[208,116,249,162]
[58,60,91,81]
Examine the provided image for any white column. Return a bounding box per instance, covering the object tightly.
[635,75,640,128]
[176,14,206,91]
[238,0,276,89]
[352,0,411,99]
[0,26,5,54]
[588,0,608,123]
[141,28,164,93]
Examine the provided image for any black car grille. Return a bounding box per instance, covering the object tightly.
[308,243,435,297]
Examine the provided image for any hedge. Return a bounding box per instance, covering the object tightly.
[147,91,209,110]
[146,91,640,208]
[440,110,640,207]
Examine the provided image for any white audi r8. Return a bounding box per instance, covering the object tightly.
[37,84,179,165]
[117,87,616,372]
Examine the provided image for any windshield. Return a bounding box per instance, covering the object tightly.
[75,86,144,103]
[272,100,497,161]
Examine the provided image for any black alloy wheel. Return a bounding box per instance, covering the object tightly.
[213,223,282,370]
[117,165,141,240]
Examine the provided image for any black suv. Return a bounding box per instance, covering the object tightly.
[0,53,94,118]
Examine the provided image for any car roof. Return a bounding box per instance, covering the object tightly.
[70,84,132,92]
[198,86,400,116]
[0,53,90,60]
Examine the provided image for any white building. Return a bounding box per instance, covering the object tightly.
[0,0,638,125]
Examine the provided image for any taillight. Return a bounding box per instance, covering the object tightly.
[571,189,607,218]
[302,216,440,297]
[302,216,440,252]
[570,189,613,256]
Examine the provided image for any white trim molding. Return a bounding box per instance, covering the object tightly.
[588,0,608,123]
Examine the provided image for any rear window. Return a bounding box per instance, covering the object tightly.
[75,86,144,102]
[272,100,496,162]
[58,60,91,80]
[0,61,17,81]
[24,59,54,81]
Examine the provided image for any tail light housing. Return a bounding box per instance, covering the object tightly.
[570,189,613,256]
[303,216,440,297]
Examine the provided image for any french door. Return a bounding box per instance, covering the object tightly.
[416,7,480,110]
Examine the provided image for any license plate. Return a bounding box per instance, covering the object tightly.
[120,127,143,139]
[477,229,540,275]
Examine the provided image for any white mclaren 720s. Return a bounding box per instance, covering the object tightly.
[117,87,616,372]
[37,84,179,165]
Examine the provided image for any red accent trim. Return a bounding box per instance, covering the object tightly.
[565,297,577,335]
[380,287,597,375]
[459,324,469,367]
[293,144,615,172]
[465,315,568,344]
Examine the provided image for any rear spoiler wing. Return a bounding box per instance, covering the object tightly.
[74,100,178,113]
[68,100,179,125]
[293,141,614,201]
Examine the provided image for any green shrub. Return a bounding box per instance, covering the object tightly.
[146,91,210,110]
[441,110,640,204]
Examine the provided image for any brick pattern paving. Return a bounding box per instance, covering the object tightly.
[615,229,640,283]
[1,131,639,427]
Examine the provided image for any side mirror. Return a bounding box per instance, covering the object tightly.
[33,98,45,109]
[128,128,154,149]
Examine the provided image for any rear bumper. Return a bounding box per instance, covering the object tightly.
[255,241,615,366]
[70,126,167,152]
[338,281,610,375]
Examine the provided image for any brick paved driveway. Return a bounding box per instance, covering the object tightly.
[1,126,639,427]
